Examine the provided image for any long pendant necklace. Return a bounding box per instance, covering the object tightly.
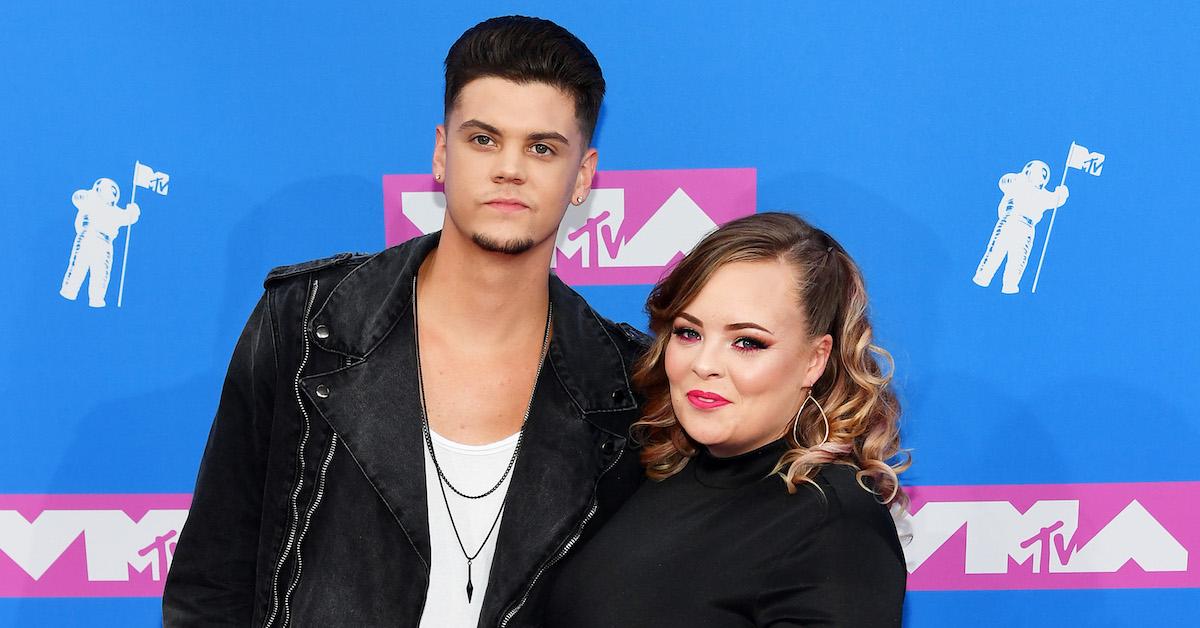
[412,276,553,602]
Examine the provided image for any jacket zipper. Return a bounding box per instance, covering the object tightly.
[264,278,319,628]
[498,445,624,628]
[281,432,339,625]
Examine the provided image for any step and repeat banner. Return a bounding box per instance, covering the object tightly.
[3,2,1197,626]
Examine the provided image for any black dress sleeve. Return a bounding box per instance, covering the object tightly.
[754,472,906,627]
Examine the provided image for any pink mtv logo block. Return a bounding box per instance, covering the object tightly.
[383,168,756,285]
[905,482,1199,591]
[0,494,191,598]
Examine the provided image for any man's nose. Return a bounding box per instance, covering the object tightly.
[491,145,526,184]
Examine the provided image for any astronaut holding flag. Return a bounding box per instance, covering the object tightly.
[59,161,168,308]
[973,142,1104,294]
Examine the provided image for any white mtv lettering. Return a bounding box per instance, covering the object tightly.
[557,188,624,268]
[0,509,188,581]
[905,499,1187,575]
[1065,500,1186,572]
[401,187,717,267]
[399,191,446,236]
[902,501,1075,573]
[0,511,84,580]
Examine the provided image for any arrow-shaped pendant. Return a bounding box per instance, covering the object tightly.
[466,559,474,602]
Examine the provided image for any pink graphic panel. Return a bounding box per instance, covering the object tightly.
[0,494,192,598]
[383,168,757,285]
[905,482,1199,591]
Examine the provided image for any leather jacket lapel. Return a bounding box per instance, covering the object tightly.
[477,355,618,627]
[300,317,432,569]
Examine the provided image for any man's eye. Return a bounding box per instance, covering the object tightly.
[531,143,554,155]
[472,135,494,146]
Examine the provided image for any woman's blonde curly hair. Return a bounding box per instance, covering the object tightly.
[630,212,910,504]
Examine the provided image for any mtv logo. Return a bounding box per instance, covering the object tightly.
[148,175,169,195]
[383,168,756,285]
[1082,155,1104,176]
[0,494,191,597]
[903,482,1199,591]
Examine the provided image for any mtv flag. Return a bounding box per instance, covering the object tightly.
[133,161,170,195]
[1065,142,1105,176]
[383,169,756,285]
[904,482,1198,591]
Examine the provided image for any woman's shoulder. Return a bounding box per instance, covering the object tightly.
[770,463,906,572]
[806,463,897,530]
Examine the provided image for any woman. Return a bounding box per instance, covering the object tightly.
[545,212,909,627]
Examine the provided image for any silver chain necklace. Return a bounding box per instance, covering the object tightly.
[411,276,553,601]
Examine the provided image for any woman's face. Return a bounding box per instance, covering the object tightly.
[664,260,831,458]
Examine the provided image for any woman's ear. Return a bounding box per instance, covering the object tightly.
[805,334,834,387]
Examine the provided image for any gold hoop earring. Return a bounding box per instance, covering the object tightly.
[792,393,830,447]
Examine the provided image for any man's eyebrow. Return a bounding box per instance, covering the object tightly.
[458,120,570,146]
[528,131,570,145]
[459,119,501,135]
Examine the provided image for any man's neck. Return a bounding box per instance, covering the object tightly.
[416,229,553,342]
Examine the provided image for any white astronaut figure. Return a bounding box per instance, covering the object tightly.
[973,160,1069,294]
[59,178,140,307]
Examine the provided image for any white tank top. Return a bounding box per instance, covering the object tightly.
[418,428,519,628]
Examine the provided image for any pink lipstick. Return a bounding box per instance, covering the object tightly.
[686,389,731,410]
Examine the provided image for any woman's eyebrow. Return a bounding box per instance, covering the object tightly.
[727,322,773,335]
[678,312,774,335]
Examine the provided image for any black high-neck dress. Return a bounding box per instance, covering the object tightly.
[543,439,905,627]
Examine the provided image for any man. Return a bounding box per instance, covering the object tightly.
[163,16,647,627]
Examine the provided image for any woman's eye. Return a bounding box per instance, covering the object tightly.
[733,337,767,351]
[672,327,700,342]
[531,143,554,156]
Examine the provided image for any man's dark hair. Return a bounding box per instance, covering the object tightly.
[444,16,605,144]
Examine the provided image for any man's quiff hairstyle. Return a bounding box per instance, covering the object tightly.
[444,16,605,144]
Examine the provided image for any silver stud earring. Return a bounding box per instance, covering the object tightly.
[435,173,442,181]
[575,196,583,204]
[792,391,830,447]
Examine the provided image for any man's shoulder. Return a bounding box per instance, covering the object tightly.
[604,318,651,352]
[549,276,651,355]
[262,251,376,289]
[588,312,652,376]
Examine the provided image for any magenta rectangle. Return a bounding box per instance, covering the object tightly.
[9,482,1196,597]
[0,494,192,598]
[903,482,1199,591]
[383,168,757,286]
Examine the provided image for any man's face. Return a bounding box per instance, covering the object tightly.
[433,76,597,256]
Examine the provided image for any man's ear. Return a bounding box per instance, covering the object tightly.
[572,147,599,204]
[432,124,447,181]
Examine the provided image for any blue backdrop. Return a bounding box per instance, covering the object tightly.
[3,1,1198,625]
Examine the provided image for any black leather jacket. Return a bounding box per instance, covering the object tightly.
[163,232,647,627]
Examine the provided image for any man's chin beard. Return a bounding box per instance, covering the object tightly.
[471,233,537,256]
